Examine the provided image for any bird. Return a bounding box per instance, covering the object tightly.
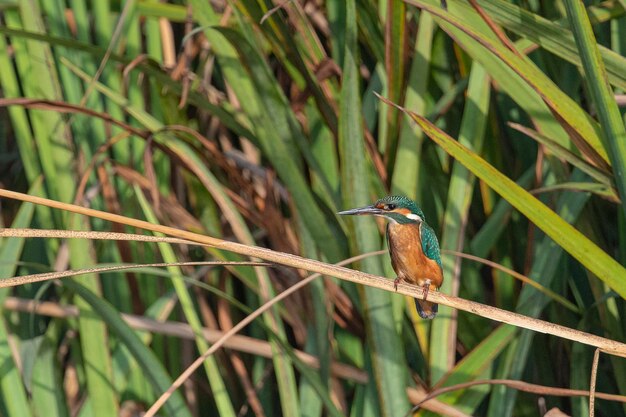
[338,195,443,319]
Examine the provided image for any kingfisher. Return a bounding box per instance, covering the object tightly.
[338,195,443,319]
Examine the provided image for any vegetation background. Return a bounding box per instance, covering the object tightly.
[1,0,625,416]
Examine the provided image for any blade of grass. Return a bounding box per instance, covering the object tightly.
[389,9,435,370]
[531,183,615,200]
[378,95,626,298]
[391,11,436,354]
[298,222,331,417]
[30,320,68,417]
[488,184,590,416]
[470,168,535,258]
[0,261,270,289]
[0,185,67,417]
[432,62,490,383]
[0,197,35,417]
[383,0,407,173]
[418,377,626,406]
[4,5,74,205]
[136,1,187,21]
[563,0,626,217]
[392,10,434,197]
[7,3,119,415]
[88,0,129,163]
[67,225,119,417]
[135,186,237,417]
[0,317,33,417]
[39,0,98,160]
[0,33,41,185]
[339,2,411,416]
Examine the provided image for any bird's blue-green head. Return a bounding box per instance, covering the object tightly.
[338,195,425,225]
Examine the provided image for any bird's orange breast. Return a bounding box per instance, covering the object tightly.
[387,223,443,288]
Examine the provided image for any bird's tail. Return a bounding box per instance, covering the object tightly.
[414,299,438,319]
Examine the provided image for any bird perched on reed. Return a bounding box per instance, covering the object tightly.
[339,195,443,319]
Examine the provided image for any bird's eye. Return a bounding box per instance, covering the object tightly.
[387,204,396,210]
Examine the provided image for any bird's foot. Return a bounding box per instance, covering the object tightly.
[422,279,432,300]
[394,277,400,291]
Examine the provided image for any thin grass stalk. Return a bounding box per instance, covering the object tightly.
[339,0,411,415]
[563,0,626,218]
[432,62,490,384]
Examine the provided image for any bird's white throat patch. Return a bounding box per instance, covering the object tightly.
[405,213,423,222]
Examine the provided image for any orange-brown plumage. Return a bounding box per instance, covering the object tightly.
[387,222,443,318]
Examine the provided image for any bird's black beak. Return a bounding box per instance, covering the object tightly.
[337,205,383,216]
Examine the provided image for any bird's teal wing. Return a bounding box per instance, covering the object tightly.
[421,223,442,269]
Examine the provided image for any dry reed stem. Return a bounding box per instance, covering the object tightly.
[2,297,367,384]
[3,230,573,310]
[0,228,196,243]
[0,261,270,288]
[407,386,471,417]
[412,378,626,406]
[590,348,601,417]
